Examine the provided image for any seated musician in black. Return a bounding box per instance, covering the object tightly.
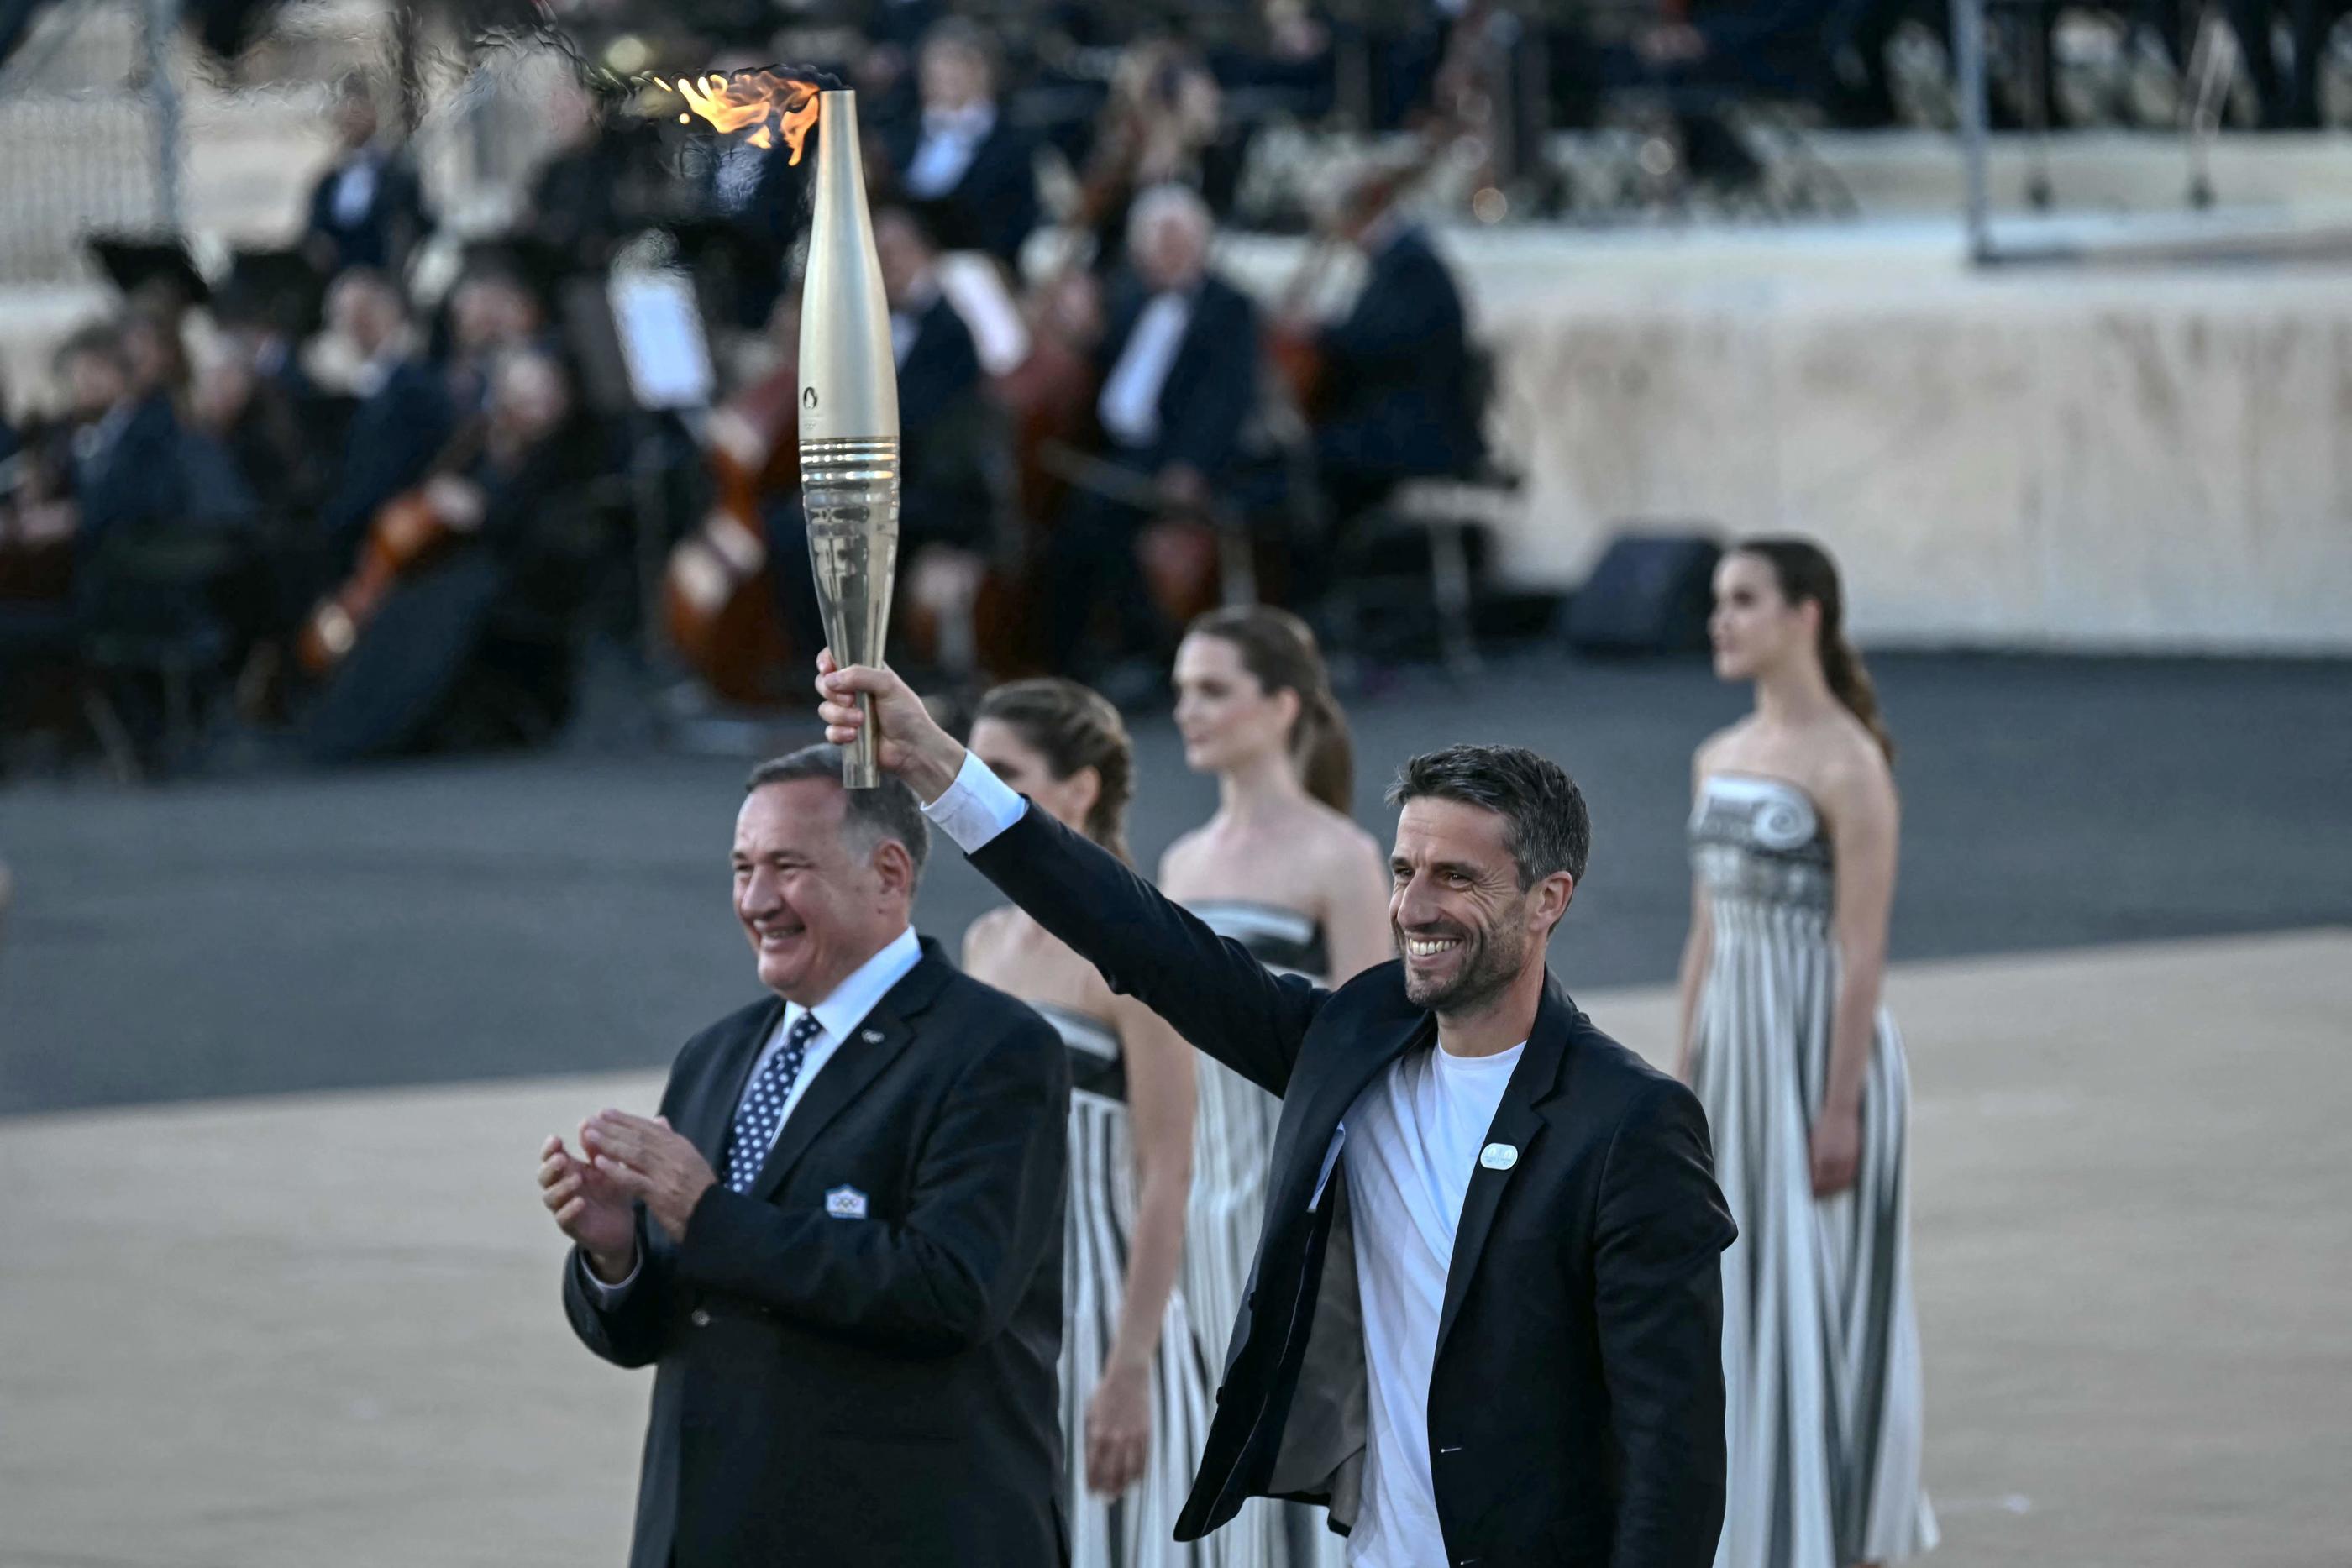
[1043,182,1259,698]
[0,323,186,675]
[302,346,604,763]
[1284,172,1483,532]
[880,20,1040,271]
[764,205,1001,683]
[318,269,454,574]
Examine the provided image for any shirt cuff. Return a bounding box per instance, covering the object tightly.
[920,748,1027,852]
[577,1246,639,1304]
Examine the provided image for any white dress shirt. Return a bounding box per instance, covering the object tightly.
[904,103,995,198]
[1095,291,1194,449]
[582,925,925,1301]
[917,752,1523,1565]
[890,279,942,369]
[330,152,382,225]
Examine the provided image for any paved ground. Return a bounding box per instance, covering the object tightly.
[3,931,2346,1566]
[3,651,2347,1114]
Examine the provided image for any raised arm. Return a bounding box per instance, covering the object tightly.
[818,653,1325,1094]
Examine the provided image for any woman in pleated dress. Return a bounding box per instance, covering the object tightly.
[1677,538,1938,1568]
[1156,607,1392,1568]
[962,679,1215,1567]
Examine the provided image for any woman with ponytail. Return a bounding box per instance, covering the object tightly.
[1677,538,1936,1568]
[961,679,1215,1567]
[1156,606,1389,1568]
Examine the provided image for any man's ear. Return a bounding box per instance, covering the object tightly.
[872,837,918,901]
[1536,871,1575,936]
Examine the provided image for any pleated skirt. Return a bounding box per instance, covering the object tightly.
[1066,1087,1220,1567]
[1692,900,1939,1568]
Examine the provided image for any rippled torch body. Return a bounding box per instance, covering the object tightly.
[798,89,900,789]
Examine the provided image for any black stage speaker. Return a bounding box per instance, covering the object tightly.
[1562,529,1723,655]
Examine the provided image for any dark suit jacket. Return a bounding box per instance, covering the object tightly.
[303,149,429,274]
[562,941,1072,1568]
[1095,272,1261,481]
[70,393,195,628]
[969,808,1736,1568]
[886,114,1040,268]
[1320,225,1483,477]
[898,295,998,553]
[320,359,453,563]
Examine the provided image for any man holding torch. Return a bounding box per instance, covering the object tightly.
[539,84,1073,1568]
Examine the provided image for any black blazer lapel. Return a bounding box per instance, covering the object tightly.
[1432,975,1580,1361]
[690,998,785,1172]
[745,945,952,1204]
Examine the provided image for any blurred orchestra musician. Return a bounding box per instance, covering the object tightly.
[524,75,670,272]
[318,269,454,570]
[1066,38,1231,279]
[201,250,330,484]
[879,20,1041,272]
[764,205,1003,682]
[302,346,604,763]
[1283,167,1483,532]
[1043,184,1260,698]
[439,260,550,419]
[302,73,431,279]
[0,323,206,742]
[1,324,179,614]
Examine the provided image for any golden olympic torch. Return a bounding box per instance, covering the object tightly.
[662,71,897,785]
[797,90,900,788]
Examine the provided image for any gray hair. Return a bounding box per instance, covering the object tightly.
[1387,744,1590,888]
[745,744,931,881]
[1127,182,1212,252]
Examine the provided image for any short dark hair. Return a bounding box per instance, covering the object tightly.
[745,744,930,880]
[1387,744,1590,888]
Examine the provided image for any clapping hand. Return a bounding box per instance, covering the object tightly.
[538,1126,638,1282]
[585,1111,719,1245]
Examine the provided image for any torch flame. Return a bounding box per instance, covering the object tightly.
[659,70,822,162]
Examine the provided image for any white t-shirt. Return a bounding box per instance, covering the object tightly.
[1343,1041,1526,1568]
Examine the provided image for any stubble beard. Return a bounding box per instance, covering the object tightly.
[1399,919,1528,1015]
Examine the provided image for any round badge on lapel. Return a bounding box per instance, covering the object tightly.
[1480,1142,1519,1171]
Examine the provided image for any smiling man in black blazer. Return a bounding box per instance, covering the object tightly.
[538,743,1069,1568]
[821,658,1738,1568]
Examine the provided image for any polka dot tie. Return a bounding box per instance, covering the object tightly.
[726,1012,823,1194]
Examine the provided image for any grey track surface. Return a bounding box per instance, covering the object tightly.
[3,652,2344,1115]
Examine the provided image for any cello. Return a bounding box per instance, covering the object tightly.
[662,346,799,705]
[295,418,486,677]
